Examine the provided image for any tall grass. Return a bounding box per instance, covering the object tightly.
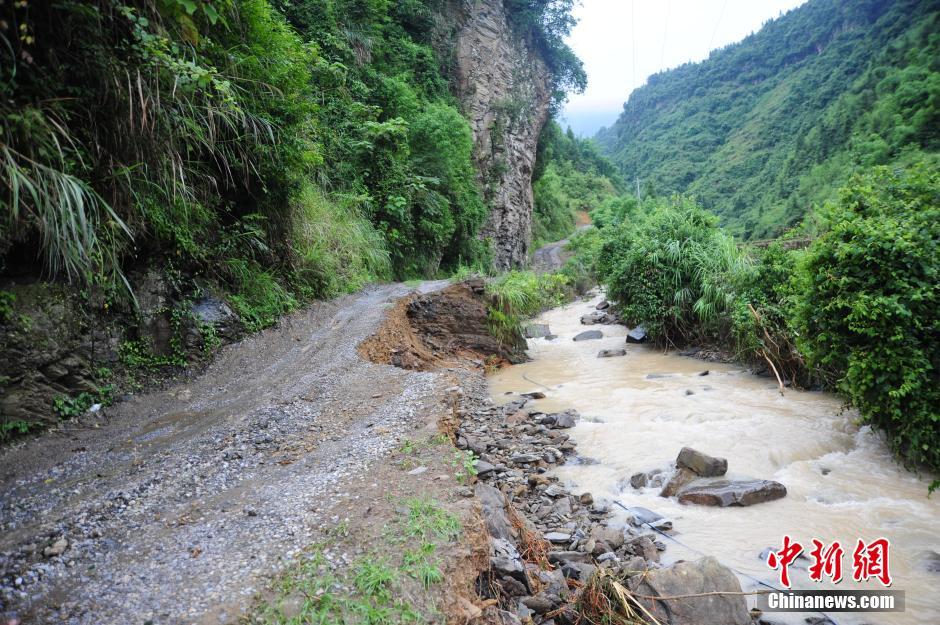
[485,271,570,346]
[290,185,391,297]
[599,196,752,346]
[1,115,132,293]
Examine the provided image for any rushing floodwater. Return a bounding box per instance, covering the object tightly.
[488,294,939,625]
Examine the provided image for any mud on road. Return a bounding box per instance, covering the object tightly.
[0,280,494,624]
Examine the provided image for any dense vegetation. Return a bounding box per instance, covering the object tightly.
[531,121,622,244]
[596,0,940,239]
[573,162,938,483]
[0,0,585,328]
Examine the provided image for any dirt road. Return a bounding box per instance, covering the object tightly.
[0,281,466,624]
[530,220,591,273]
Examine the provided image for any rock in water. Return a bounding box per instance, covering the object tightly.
[677,479,787,507]
[629,556,750,625]
[523,324,551,339]
[573,330,603,341]
[597,348,627,358]
[676,447,728,477]
[580,311,615,325]
[626,325,648,343]
[596,300,610,310]
[659,467,697,498]
[545,409,579,429]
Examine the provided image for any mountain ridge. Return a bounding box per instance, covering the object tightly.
[596,0,940,238]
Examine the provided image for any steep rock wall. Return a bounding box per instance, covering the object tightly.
[448,0,552,269]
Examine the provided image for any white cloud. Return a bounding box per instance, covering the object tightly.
[561,0,808,135]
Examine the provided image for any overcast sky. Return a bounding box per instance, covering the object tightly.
[560,0,809,137]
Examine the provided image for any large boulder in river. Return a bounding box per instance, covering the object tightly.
[573,330,603,341]
[659,467,697,497]
[626,325,648,343]
[524,323,551,338]
[660,447,727,497]
[629,556,750,625]
[676,447,728,477]
[677,479,787,507]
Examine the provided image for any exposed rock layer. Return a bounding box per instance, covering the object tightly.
[447,0,552,268]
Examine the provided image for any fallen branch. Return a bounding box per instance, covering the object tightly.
[748,303,785,395]
[759,348,786,396]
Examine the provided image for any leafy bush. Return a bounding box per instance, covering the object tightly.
[728,242,812,386]
[485,270,570,346]
[793,164,939,475]
[407,102,487,271]
[598,197,751,346]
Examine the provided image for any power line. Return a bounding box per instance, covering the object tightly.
[660,0,671,69]
[708,0,730,56]
[631,0,636,114]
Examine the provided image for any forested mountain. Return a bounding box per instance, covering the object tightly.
[596,0,940,238]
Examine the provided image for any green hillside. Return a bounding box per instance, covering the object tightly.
[596,0,940,238]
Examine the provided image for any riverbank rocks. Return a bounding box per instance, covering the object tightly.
[595,300,610,310]
[580,311,615,325]
[524,324,551,339]
[626,325,648,343]
[573,330,603,341]
[453,367,773,624]
[629,556,750,625]
[597,348,626,358]
[677,479,787,507]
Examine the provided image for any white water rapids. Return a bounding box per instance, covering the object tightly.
[487,294,939,625]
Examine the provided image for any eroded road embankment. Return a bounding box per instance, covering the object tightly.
[0,280,495,624]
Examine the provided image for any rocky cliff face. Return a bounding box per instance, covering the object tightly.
[448,0,552,269]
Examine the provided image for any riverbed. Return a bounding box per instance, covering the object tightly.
[488,294,939,625]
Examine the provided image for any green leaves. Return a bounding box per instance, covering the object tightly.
[794,164,939,475]
[598,196,747,345]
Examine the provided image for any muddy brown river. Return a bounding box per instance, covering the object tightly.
[488,294,939,625]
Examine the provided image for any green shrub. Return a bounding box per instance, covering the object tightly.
[726,243,810,383]
[598,196,752,345]
[559,227,604,293]
[224,259,297,333]
[793,164,939,476]
[485,270,570,346]
[408,102,487,270]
